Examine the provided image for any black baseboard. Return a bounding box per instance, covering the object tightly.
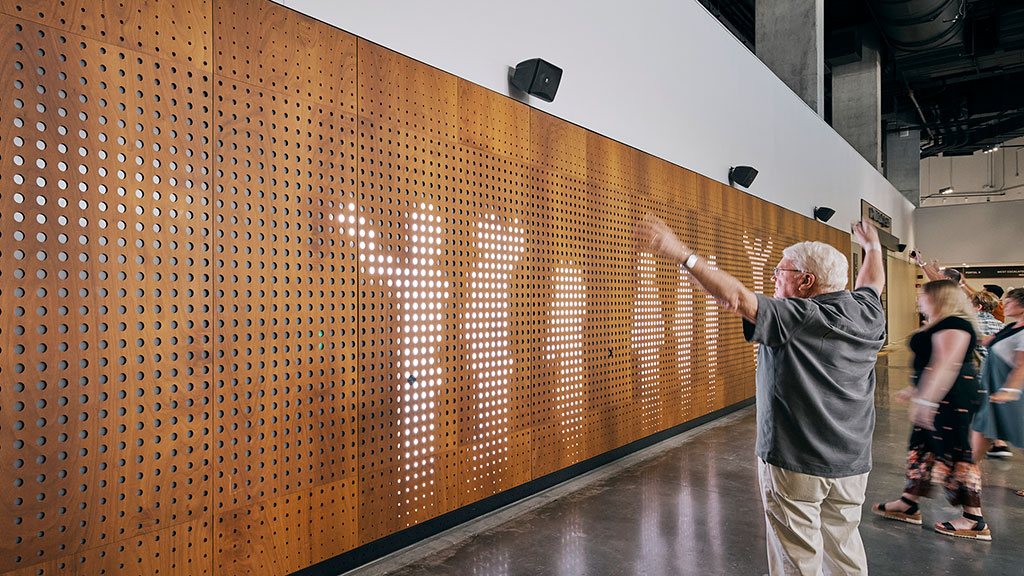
[290,397,755,576]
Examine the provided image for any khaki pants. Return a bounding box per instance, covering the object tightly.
[758,459,869,576]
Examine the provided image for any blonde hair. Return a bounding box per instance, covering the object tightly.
[918,279,978,333]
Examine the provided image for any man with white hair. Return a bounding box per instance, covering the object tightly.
[642,216,886,576]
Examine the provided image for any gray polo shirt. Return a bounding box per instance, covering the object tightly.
[743,287,885,477]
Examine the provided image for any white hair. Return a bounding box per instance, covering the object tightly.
[782,241,849,293]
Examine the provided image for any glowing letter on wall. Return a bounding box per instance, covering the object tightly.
[703,255,719,411]
[632,252,664,431]
[359,202,447,523]
[466,214,525,488]
[675,265,695,414]
[743,234,773,364]
[743,234,774,296]
[547,261,587,462]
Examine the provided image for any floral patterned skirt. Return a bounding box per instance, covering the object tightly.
[904,379,983,508]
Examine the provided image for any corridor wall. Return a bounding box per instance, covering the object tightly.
[282,0,916,243]
[0,1,846,575]
[915,200,1024,265]
[884,256,920,346]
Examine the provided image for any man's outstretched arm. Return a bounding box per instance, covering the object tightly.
[640,214,759,324]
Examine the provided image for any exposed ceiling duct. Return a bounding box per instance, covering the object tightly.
[700,0,1024,158]
[868,0,965,52]
[867,0,1024,158]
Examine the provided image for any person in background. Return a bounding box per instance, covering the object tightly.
[641,215,885,575]
[962,282,1005,323]
[910,249,1005,323]
[970,288,1024,496]
[911,250,1015,458]
[911,249,961,285]
[873,280,988,540]
[973,291,1007,361]
[970,291,1013,458]
[982,284,1006,322]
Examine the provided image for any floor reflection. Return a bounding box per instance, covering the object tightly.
[353,348,1024,576]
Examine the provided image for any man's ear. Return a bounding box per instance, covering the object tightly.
[801,272,817,291]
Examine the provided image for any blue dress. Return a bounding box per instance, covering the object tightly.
[971,323,1024,447]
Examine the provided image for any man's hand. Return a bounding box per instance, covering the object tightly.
[637,213,759,323]
[852,217,885,292]
[640,214,691,261]
[851,217,880,248]
[921,259,944,282]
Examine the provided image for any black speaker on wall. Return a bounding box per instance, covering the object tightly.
[509,58,563,102]
[728,165,758,188]
[813,206,836,222]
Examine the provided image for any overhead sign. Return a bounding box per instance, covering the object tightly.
[861,199,892,232]
[962,266,1024,278]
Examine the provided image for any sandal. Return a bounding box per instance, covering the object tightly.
[872,496,922,525]
[934,512,992,541]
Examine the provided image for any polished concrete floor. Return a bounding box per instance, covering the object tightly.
[346,349,1024,576]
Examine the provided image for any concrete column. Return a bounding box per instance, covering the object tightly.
[832,29,882,170]
[885,125,921,206]
[756,0,824,116]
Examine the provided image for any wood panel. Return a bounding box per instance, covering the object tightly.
[0,0,212,68]
[886,255,920,346]
[528,111,591,477]
[586,135,650,456]
[213,0,353,107]
[3,518,211,576]
[0,10,213,575]
[0,1,855,575]
[210,2,359,574]
[453,79,533,504]
[355,39,460,544]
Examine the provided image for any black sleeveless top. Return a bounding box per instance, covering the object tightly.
[909,316,977,383]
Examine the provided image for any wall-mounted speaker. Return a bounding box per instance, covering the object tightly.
[509,58,563,102]
[728,165,758,188]
[813,206,836,222]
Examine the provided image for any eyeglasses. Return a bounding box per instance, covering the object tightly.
[773,267,805,276]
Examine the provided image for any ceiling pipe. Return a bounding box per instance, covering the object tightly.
[868,0,966,53]
[866,1,965,152]
[907,89,936,142]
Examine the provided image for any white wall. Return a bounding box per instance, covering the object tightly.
[920,136,1024,208]
[277,0,914,242]
[915,199,1024,266]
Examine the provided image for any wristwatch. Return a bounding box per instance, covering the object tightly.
[683,252,699,270]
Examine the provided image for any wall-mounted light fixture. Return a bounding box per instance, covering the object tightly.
[509,58,563,102]
[813,206,836,222]
[728,165,758,188]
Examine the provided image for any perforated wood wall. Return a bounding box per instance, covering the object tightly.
[0,1,849,575]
